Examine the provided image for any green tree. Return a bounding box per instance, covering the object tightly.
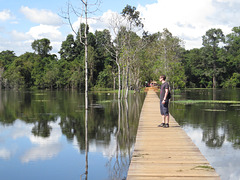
[202,28,225,88]
[3,52,35,89]
[120,5,144,97]
[59,34,76,61]
[32,55,57,88]
[183,48,210,88]
[96,64,114,88]
[43,59,59,89]
[0,50,16,88]
[31,38,53,58]
[0,50,16,69]
[150,29,186,88]
[121,5,143,28]
[222,73,240,88]
[224,26,240,87]
[94,29,113,84]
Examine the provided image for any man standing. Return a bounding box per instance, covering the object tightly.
[158,75,170,128]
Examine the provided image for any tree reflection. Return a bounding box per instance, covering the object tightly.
[0,90,146,179]
[106,93,144,179]
[31,121,52,137]
[80,108,88,180]
[201,110,225,148]
[106,99,129,180]
[171,89,240,149]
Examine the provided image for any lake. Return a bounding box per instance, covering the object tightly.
[170,88,240,180]
[1,89,240,180]
[0,90,146,180]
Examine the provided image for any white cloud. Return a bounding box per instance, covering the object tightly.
[20,6,63,26]
[27,24,63,40]
[0,6,66,56]
[5,24,65,55]
[136,0,217,49]
[2,0,240,56]
[86,1,218,49]
[89,10,122,32]
[72,0,239,51]
[134,0,240,49]
[26,24,65,55]
[11,30,32,41]
[216,0,239,5]
[211,0,240,28]
[0,148,11,160]
[0,24,64,56]
[85,10,132,41]
[0,9,15,21]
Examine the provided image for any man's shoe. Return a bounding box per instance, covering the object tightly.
[163,123,169,128]
[158,123,165,127]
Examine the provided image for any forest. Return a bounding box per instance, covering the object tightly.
[0,5,240,91]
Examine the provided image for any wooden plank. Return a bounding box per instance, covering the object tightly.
[127,89,220,180]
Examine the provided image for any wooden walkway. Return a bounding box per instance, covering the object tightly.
[127,89,220,180]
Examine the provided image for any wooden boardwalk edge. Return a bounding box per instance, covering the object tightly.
[127,89,220,180]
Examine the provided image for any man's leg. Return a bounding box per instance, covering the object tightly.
[165,115,169,124]
[158,101,165,127]
[162,115,165,123]
[163,101,169,127]
[163,115,169,128]
[158,114,165,127]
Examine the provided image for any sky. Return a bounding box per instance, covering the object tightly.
[1,0,240,57]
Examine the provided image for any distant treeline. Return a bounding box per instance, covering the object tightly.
[0,23,240,90]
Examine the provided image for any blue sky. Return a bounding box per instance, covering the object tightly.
[1,0,240,56]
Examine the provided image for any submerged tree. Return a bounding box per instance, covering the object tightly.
[120,5,144,98]
[149,29,186,88]
[62,0,101,109]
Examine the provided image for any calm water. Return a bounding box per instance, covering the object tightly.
[170,89,240,180]
[0,90,146,180]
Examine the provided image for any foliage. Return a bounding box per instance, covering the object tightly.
[202,28,225,88]
[222,73,240,88]
[31,38,53,58]
[0,50,16,69]
[0,10,240,91]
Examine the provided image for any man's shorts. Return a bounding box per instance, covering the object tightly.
[160,100,169,116]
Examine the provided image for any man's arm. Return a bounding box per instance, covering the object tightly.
[162,88,169,104]
[164,89,169,100]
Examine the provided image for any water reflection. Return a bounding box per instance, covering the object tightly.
[80,108,88,180]
[0,90,145,180]
[171,89,240,180]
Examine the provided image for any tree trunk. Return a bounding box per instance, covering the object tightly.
[84,108,88,179]
[125,64,129,99]
[213,74,216,88]
[84,1,88,110]
[113,76,116,91]
[121,66,125,100]
[213,47,217,88]
[116,54,121,99]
